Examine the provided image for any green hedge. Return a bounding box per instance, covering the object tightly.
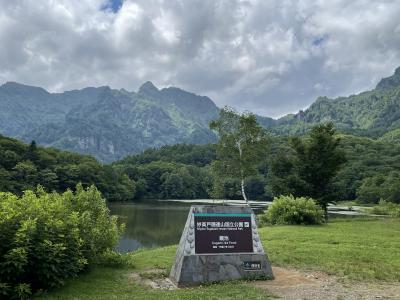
[260,195,324,225]
[0,185,123,299]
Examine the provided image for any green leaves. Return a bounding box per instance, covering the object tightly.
[289,123,346,210]
[0,134,137,202]
[0,185,123,297]
[260,195,324,225]
[357,172,400,204]
[210,107,269,201]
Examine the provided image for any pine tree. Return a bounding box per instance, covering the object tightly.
[290,123,346,219]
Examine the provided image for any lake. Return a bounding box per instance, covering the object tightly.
[109,201,191,253]
[109,200,367,253]
[108,200,269,253]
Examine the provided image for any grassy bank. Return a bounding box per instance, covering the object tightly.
[261,218,400,281]
[37,218,400,299]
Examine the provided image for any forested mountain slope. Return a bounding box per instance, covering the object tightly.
[0,82,218,162]
[268,67,400,136]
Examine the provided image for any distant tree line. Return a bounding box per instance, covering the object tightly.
[113,144,215,200]
[0,136,135,201]
[2,116,400,204]
[267,131,400,205]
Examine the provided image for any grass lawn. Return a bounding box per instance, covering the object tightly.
[35,265,270,300]
[36,218,400,299]
[261,218,400,281]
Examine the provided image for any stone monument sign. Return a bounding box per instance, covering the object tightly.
[170,205,274,286]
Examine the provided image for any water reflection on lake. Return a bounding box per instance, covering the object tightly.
[109,202,191,253]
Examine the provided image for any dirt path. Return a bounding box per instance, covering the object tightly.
[128,267,400,299]
[253,267,400,300]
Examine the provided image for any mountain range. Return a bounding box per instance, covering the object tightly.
[1,67,400,162]
[263,66,400,137]
[0,81,218,162]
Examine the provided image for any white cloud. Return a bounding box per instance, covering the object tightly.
[0,0,400,117]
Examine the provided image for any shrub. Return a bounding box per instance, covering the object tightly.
[0,184,123,298]
[259,195,324,225]
[369,199,400,217]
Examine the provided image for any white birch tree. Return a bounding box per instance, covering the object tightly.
[210,107,269,204]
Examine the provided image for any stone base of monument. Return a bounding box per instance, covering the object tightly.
[170,205,274,286]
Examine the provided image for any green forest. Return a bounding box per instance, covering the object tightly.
[2,122,400,205]
[111,125,400,205]
[0,135,135,201]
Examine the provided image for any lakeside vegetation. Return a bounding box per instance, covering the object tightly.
[0,186,123,298]
[114,123,400,205]
[0,136,135,201]
[36,218,400,299]
[259,195,324,225]
[2,120,400,205]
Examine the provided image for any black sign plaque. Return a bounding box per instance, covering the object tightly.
[243,261,262,270]
[194,213,253,254]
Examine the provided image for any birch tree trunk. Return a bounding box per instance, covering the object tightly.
[241,177,248,204]
[237,140,248,204]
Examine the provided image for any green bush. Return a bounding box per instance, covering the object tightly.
[369,200,400,217]
[260,195,324,225]
[0,184,123,298]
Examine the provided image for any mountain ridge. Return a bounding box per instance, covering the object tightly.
[0,81,219,162]
[376,66,400,90]
[1,66,400,161]
[265,67,400,136]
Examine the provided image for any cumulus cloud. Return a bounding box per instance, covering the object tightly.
[0,0,400,117]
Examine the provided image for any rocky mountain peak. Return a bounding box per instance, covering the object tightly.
[138,81,159,97]
[375,66,400,90]
[0,81,50,98]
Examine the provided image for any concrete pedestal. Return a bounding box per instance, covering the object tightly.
[170,205,274,286]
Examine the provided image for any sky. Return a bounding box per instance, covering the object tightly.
[1,0,400,118]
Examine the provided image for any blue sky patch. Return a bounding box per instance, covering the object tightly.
[312,35,328,46]
[101,0,123,13]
